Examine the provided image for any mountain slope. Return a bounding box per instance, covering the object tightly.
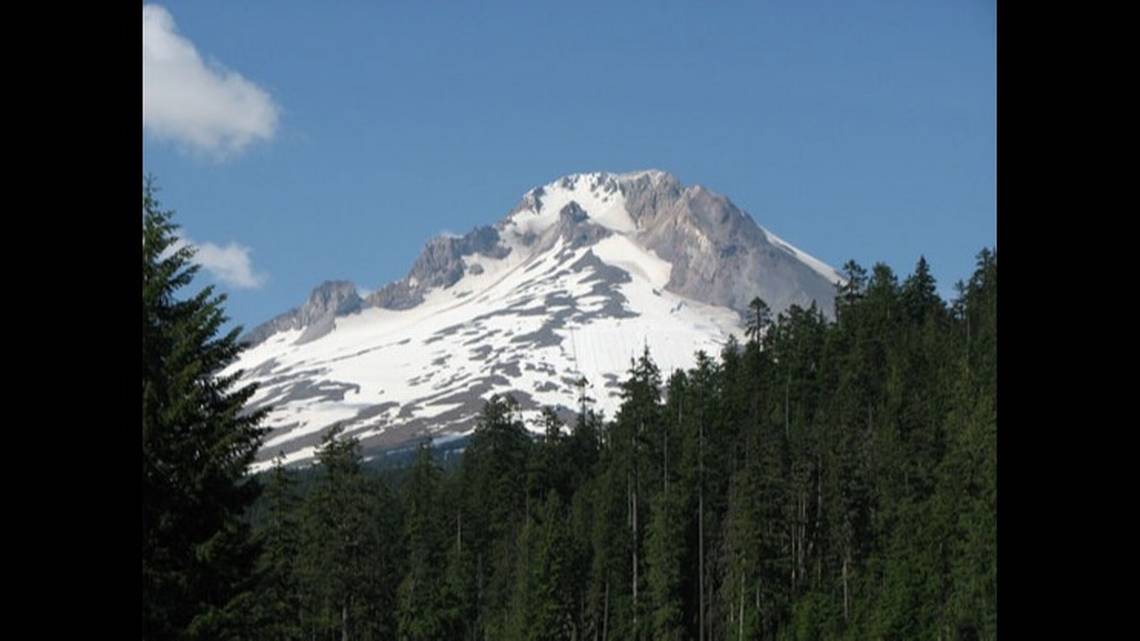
[229,170,842,469]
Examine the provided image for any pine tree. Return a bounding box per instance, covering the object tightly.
[902,256,942,325]
[460,394,533,639]
[441,470,479,641]
[299,426,399,641]
[645,482,687,641]
[512,493,582,641]
[614,347,663,640]
[142,177,268,641]
[567,402,602,495]
[528,407,572,504]
[745,297,772,345]
[252,456,304,641]
[398,441,455,641]
[586,431,630,641]
[836,259,868,322]
[939,250,997,640]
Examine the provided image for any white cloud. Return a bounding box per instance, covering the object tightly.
[173,235,267,289]
[143,5,279,158]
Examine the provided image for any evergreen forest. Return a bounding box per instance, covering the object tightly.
[143,181,997,641]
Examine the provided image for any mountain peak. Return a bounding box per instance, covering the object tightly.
[616,168,676,183]
[544,169,679,191]
[233,170,845,468]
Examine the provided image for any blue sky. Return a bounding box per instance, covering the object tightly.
[143,1,995,333]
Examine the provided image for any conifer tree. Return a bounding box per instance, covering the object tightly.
[567,402,602,494]
[398,441,454,641]
[460,394,532,639]
[512,493,583,641]
[252,456,304,641]
[836,259,868,322]
[645,481,688,641]
[142,177,267,641]
[614,347,662,640]
[300,426,399,641]
[902,255,942,325]
[745,296,772,344]
[441,470,479,641]
[528,407,572,504]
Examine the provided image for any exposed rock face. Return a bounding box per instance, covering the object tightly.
[548,201,612,251]
[499,169,840,319]
[559,201,588,224]
[619,170,685,227]
[505,185,545,217]
[242,280,362,346]
[634,182,840,317]
[364,225,512,312]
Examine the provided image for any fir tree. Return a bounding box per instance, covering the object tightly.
[142,177,267,641]
[512,493,583,641]
[745,296,772,345]
[300,426,399,641]
[645,483,688,641]
[902,255,942,325]
[836,259,868,321]
[397,440,456,641]
[460,394,533,639]
[251,456,304,641]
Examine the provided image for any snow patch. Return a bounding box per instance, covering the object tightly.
[592,234,672,290]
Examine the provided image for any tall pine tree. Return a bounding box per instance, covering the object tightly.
[299,426,400,641]
[252,457,304,641]
[398,441,455,641]
[142,177,268,641]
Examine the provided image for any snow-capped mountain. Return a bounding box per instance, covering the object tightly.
[228,170,843,470]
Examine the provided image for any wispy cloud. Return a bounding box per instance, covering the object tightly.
[143,4,279,158]
[173,235,268,290]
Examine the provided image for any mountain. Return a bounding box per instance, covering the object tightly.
[227,170,843,469]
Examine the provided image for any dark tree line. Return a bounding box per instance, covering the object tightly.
[144,178,996,641]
